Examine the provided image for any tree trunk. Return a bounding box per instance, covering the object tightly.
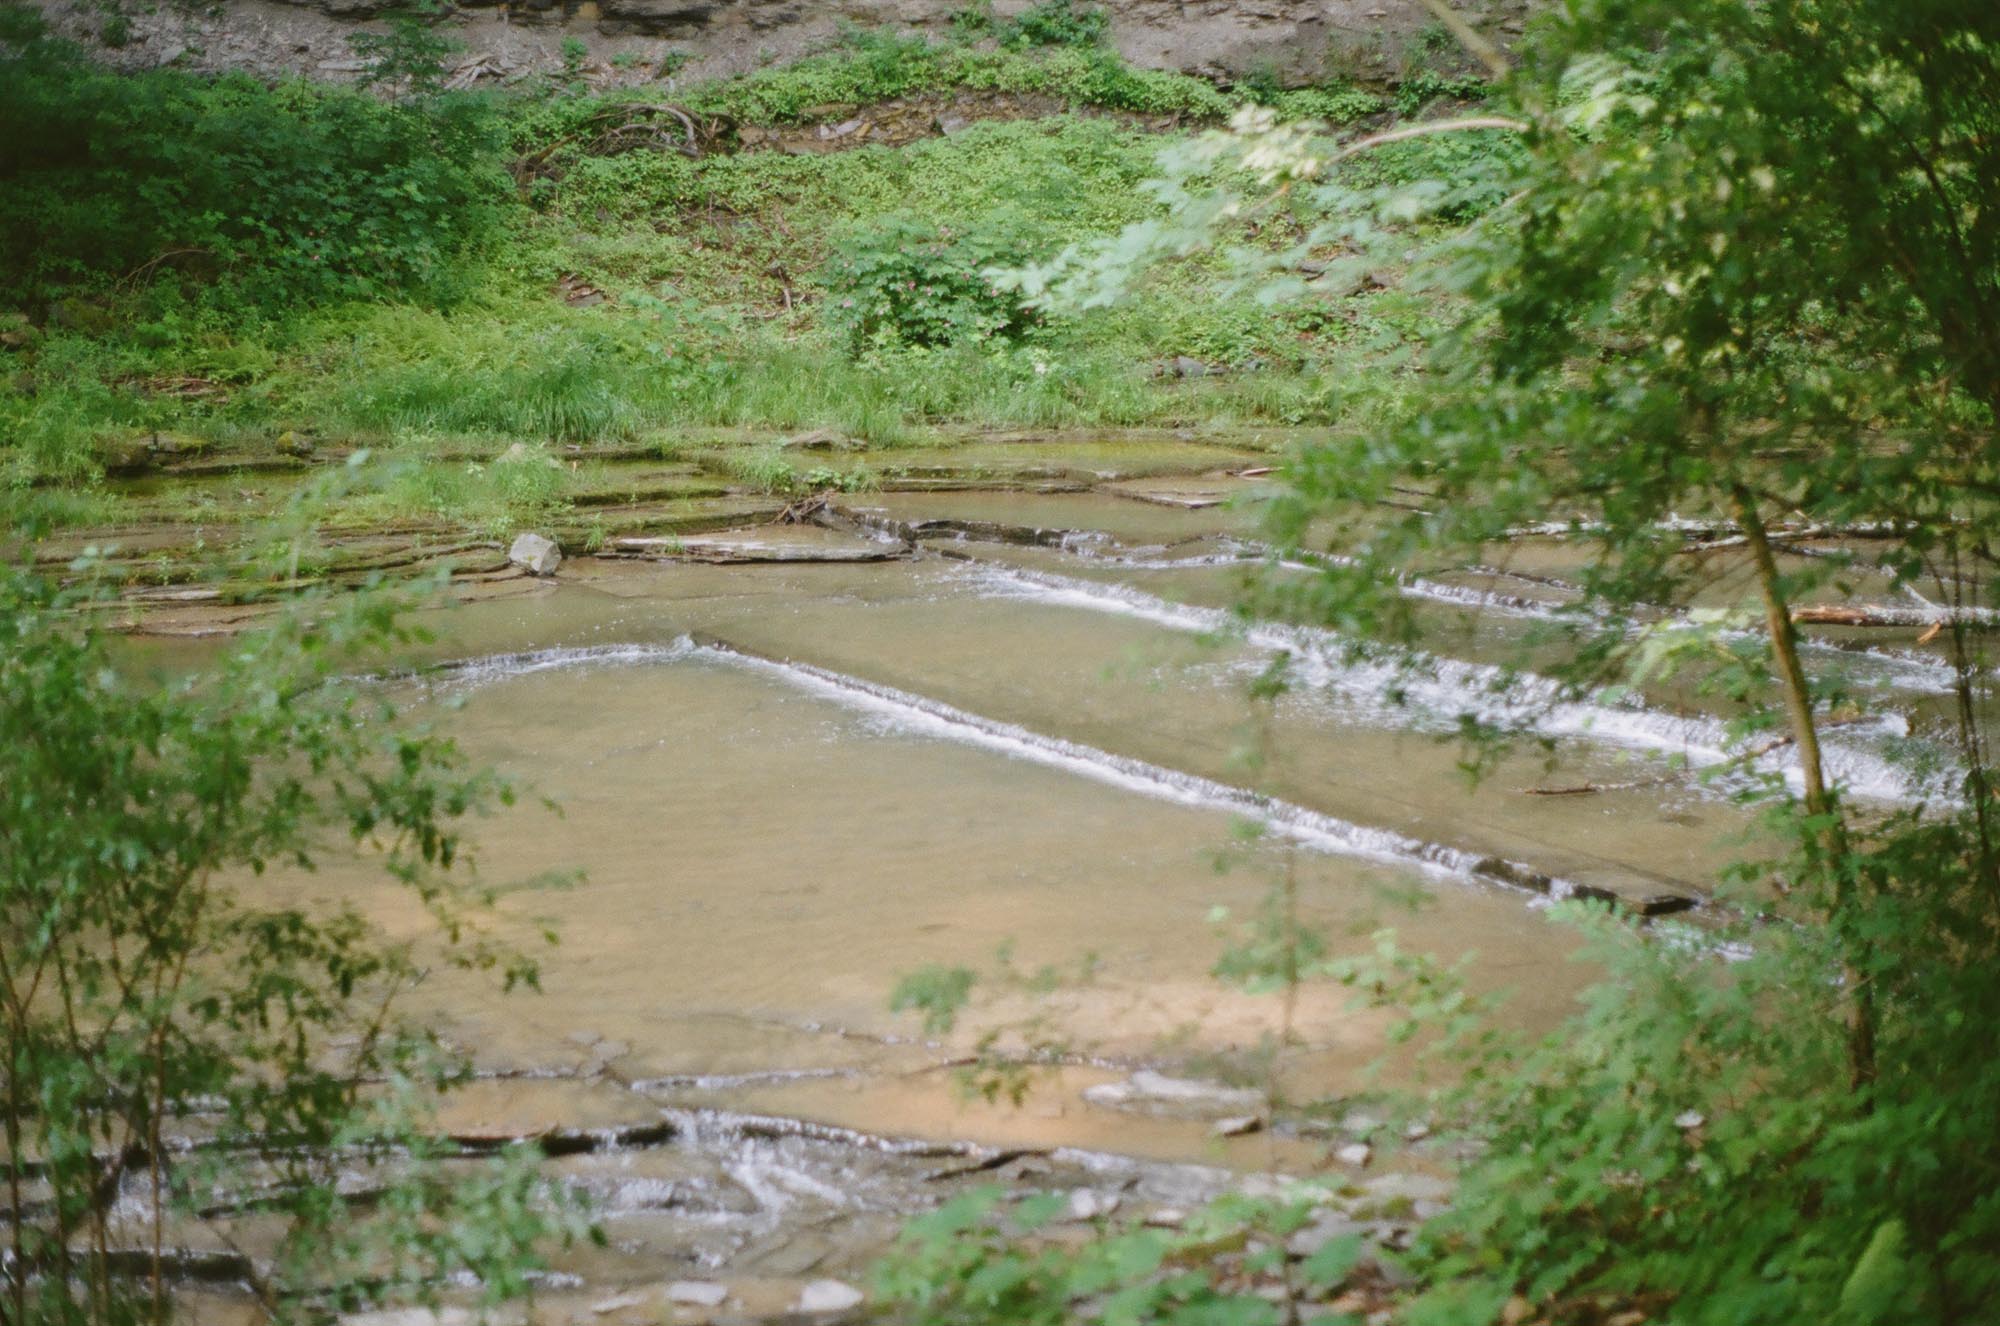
[1731,484,1877,1093]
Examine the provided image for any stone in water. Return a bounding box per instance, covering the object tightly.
[796,1279,864,1313]
[508,531,562,576]
[665,1282,729,1307]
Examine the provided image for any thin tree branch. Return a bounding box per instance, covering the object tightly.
[1330,116,1529,167]
[1416,0,1512,81]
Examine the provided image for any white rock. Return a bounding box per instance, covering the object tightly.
[664,1281,729,1307]
[1066,1188,1121,1221]
[508,531,562,576]
[1081,1082,1134,1107]
[1081,1070,1263,1119]
[795,1279,865,1313]
[496,441,561,468]
[1362,1172,1452,1204]
[1211,1114,1264,1138]
[1339,1109,1385,1135]
[1335,1142,1373,1168]
[590,1291,649,1314]
[1674,1110,1706,1130]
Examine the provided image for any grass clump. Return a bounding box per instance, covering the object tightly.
[313,310,657,444]
[328,444,575,535]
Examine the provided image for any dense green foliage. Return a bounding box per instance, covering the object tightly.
[0,565,588,1321]
[0,55,1438,498]
[664,29,1236,125]
[999,0,1110,51]
[0,6,1461,498]
[0,11,508,310]
[823,215,1042,352]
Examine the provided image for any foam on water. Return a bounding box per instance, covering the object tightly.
[434,638,1582,897]
[1269,551,1964,693]
[706,641,1543,888]
[961,564,1937,804]
[430,640,697,689]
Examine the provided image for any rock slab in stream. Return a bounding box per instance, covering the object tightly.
[1211,1113,1264,1138]
[508,531,563,576]
[665,1281,730,1307]
[343,1311,521,1326]
[1082,1069,1264,1120]
[795,1279,864,1314]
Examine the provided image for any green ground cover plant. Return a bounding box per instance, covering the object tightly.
[822,213,1043,352]
[0,3,1498,519]
[0,11,507,311]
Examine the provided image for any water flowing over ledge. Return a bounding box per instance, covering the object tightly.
[432,637,1689,914]
[961,563,1945,806]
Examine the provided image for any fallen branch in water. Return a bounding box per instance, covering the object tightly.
[1513,517,1923,543]
[1523,775,1680,797]
[1792,604,2000,629]
[774,491,833,525]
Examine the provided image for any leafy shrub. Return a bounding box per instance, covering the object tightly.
[677,29,945,122]
[348,0,462,96]
[948,0,995,42]
[1335,126,1526,220]
[1001,0,1109,50]
[0,566,590,1320]
[0,18,509,310]
[822,215,1041,353]
[657,35,1232,125]
[977,46,1234,116]
[1269,81,1386,124]
[1392,68,1489,114]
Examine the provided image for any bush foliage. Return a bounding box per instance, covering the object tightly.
[0,10,508,310]
[822,214,1041,352]
[0,566,590,1320]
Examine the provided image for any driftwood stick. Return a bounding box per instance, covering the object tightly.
[1792,604,2000,629]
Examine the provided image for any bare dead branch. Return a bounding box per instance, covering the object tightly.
[1329,116,1529,168]
[1415,0,1512,81]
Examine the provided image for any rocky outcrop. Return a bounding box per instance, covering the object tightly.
[33,0,1531,91]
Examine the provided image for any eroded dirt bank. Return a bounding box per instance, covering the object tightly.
[29,0,1535,92]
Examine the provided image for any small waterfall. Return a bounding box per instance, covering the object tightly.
[427,633,1631,904]
[962,563,1938,804]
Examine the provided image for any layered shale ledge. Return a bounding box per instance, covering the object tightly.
[30,0,1535,87]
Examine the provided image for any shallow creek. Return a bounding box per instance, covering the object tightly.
[142,483,1960,1319]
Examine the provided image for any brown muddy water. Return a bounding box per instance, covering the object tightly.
[130,481,1962,1321]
